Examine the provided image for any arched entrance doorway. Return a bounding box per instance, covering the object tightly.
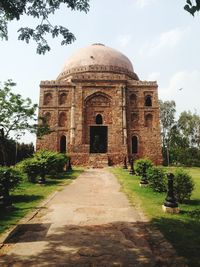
[60,135,66,153]
[90,126,108,153]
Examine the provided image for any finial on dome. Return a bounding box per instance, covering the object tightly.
[92,43,105,46]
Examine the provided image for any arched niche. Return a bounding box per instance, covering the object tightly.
[59,112,66,127]
[145,114,153,128]
[44,93,52,105]
[44,112,51,125]
[96,114,103,124]
[145,95,152,107]
[59,93,67,105]
[131,113,139,126]
[132,136,138,154]
[130,93,137,106]
[60,135,67,153]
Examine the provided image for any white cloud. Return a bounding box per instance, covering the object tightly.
[117,34,132,47]
[159,70,200,114]
[136,0,156,8]
[140,28,189,57]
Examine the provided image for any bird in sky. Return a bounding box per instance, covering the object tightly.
[178,88,183,91]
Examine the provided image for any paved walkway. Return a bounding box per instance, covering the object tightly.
[0,169,186,267]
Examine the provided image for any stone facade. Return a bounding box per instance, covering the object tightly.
[37,44,162,166]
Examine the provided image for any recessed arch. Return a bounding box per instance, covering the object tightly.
[145,95,152,107]
[44,93,52,105]
[145,114,153,128]
[43,112,51,125]
[59,93,67,105]
[130,93,137,106]
[59,112,66,127]
[132,135,138,154]
[85,91,112,107]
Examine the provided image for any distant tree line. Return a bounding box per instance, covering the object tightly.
[0,80,50,166]
[159,100,200,166]
[0,139,34,166]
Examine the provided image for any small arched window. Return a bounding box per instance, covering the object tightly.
[96,114,103,124]
[59,112,66,127]
[132,136,138,154]
[145,95,152,107]
[60,135,66,153]
[145,114,153,128]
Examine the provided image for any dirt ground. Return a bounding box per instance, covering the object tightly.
[0,169,186,267]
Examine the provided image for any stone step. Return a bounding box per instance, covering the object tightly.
[88,154,108,168]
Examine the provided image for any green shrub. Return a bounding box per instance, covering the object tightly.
[21,150,69,183]
[0,167,22,206]
[134,158,153,176]
[147,166,167,193]
[34,150,68,175]
[21,158,39,182]
[173,168,194,203]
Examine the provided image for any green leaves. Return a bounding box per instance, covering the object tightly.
[0,166,22,193]
[0,0,90,54]
[18,24,76,54]
[184,0,200,16]
[0,80,37,138]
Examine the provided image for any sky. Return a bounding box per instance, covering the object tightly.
[0,0,200,144]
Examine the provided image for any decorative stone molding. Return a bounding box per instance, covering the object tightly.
[40,80,75,88]
[128,80,158,87]
[57,64,139,81]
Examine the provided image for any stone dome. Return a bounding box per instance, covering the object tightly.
[57,44,138,80]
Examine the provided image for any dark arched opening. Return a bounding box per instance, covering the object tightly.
[96,114,103,124]
[145,95,152,106]
[132,136,138,154]
[60,135,66,153]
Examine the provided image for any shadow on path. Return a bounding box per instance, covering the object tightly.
[0,221,185,267]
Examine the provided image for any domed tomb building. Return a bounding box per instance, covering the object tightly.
[37,44,162,166]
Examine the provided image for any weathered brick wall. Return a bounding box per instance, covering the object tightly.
[126,81,162,165]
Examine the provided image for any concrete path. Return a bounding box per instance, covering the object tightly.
[0,169,186,267]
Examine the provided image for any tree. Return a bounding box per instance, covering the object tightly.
[159,100,176,166]
[0,80,48,165]
[184,0,200,16]
[178,111,200,148]
[0,0,90,54]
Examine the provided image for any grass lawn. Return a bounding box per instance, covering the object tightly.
[0,168,83,235]
[111,167,200,267]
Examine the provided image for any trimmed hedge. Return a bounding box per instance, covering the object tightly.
[135,158,153,176]
[174,168,194,203]
[147,166,167,193]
